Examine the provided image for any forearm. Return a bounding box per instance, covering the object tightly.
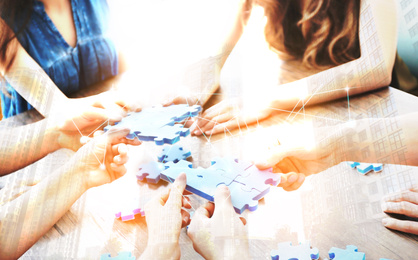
[0,157,87,259]
[317,113,418,166]
[0,120,62,176]
[5,43,68,117]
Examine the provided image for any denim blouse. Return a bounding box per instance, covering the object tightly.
[1,0,118,118]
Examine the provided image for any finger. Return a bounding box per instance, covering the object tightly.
[113,154,128,165]
[194,203,214,219]
[213,185,233,211]
[382,218,418,235]
[110,163,127,177]
[181,209,191,228]
[239,217,247,225]
[94,130,104,138]
[166,172,187,208]
[381,201,418,218]
[159,188,171,206]
[282,175,305,191]
[105,127,131,143]
[209,116,252,135]
[383,190,418,205]
[183,196,192,209]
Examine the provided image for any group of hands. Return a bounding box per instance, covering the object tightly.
[54,91,418,259]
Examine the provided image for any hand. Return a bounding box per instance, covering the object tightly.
[162,95,202,128]
[381,185,418,235]
[187,185,249,260]
[52,92,141,151]
[141,173,191,260]
[70,127,141,190]
[191,98,272,136]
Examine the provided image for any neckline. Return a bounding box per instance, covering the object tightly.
[34,0,79,50]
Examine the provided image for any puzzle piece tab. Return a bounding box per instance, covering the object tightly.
[347,162,383,175]
[104,104,201,145]
[100,251,136,260]
[136,161,166,183]
[271,241,319,260]
[328,245,365,260]
[157,144,192,163]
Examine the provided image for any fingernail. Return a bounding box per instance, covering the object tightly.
[194,131,200,135]
[382,218,389,226]
[298,174,305,183]
[288,174,297,183]
[184,215,189,223]
[381,202,388,211]
[177,172,186,182]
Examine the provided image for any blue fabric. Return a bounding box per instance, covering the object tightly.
[1,0,118,118]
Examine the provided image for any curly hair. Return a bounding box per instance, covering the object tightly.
[255,0,360,68]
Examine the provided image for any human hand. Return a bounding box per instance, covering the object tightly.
[381,185,418,235]
[187,185,249,260]
[191,98,272,136]
[69,127,141,190]
[141,173,191,260]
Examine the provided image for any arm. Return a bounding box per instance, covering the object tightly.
[0,128,139,259]
[139,173,191,260]
[255,112,418,190]
[195,0,398,135]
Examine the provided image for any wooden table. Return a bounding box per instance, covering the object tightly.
[1,71,417,259]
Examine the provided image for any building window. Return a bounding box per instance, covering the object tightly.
[373,138,387,157]
[388,130,404,151]
[405,8,417,24]
[409,23,418,37]
[400,0,413,10]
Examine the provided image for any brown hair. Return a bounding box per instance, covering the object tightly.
[0,0,33,73]
[255,0,360,68]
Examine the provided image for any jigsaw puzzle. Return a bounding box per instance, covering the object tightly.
[135,157,280,214]
[104,104,201,145]
[347,162,383,175]
[157,144,192,163]
[328,245,365,260]
[100,251,136,260]
[136,161,166,183]
[270,241,319,260]
[115,208,145,222]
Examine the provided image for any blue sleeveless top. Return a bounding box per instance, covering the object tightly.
[0,0,118,118]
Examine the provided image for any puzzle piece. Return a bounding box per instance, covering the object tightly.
[270,241,319,260]
[328,245,365,260]
[100,251,136,260]
[159,159,279,214]
[161,160,233,202]
[104,104,201,145]
[234,165,280,197]
[157,144,192,163]
[115,208,145,221]
[136,161,166,183]
[347,162,383,175]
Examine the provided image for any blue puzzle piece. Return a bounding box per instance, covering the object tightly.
[136,161,166,183]
[328,245,365,260]
[104,104,201,145]
[100,251,135,260]
[234,165,280,196]
[210,157,253,181]
[157,144,192,163]
[161,160,233,202]
[271,241,319,260]
[347,161,383,175]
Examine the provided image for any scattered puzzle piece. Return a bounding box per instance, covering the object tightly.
[115,208,145,222]
[157,144,192,163]
[136,161,166,183]
[328,245,365,260]
[347,162,383,175]
[100,251,136,260]
[270,241,319,260]
[104,104,201,145]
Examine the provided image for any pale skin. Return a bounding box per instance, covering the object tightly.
[169,0,397,136]
[255,112,418,234]
[139,175,249,260]
[1,0,138,119]
[0,127,141,259]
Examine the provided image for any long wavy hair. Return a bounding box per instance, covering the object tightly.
[255,0,360,68]
[0,0,33,73]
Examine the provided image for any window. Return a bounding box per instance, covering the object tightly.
[400,0,412,10]
[388,130,404,151]
[405,8,417,24]
[362,146,371,158]
[409,23,418,37]
[373,138,386,157]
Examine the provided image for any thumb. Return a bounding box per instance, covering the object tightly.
[213,185,233,213]
[254,145,290,169]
